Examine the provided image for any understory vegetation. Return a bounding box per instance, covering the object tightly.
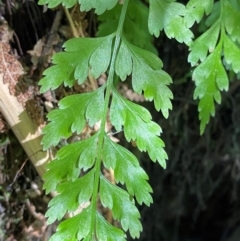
[0,0,240,240]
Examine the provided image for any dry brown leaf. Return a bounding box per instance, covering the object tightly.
[27,34,59,66]
[27,38,46,66]
[28,39,45,57]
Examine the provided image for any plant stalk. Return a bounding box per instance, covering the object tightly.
[89,0,129,238]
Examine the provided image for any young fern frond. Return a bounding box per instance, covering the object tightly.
[39,0,172,240]
[187,0,240,134]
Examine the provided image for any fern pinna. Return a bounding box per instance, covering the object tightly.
[38,0,240,240]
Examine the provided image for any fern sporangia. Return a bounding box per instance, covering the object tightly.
[38,0,240,240]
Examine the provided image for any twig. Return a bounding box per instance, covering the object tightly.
[88,73,98,90]
[26,0,38,42]
[64,7,79,38]
[42,9,63,56]
[9,149,45,187]
[13,31,23,56]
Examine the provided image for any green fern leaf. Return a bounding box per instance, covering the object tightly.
[184,0,214,28]
[43,133,99,193]
[224,35,240,73]
[223,0,240,43]
[41,87,105,150]
[99,175,142,238]
[116,39,173,118]
[39,0,172,239]
[38,0,69,8]
[198,93,215,135]
[115,41,132,80]
[110,90,168,168]
[38,0,118,14]
[39,35,114,93]
[49,206,92,241]
[188,0,240,133]
[46,169,95,224]
[97,0,157,53]
[102,135,153,205]
[188,21,220,66]
[79,0,118,14]
[148,0,193,45]
[205,2,220,27]
[193,45,228,134]
[50,204,127,241]
[96,212,126,241]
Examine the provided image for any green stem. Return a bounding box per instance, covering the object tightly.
[219,0,225,43]
[90,0,129,238]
